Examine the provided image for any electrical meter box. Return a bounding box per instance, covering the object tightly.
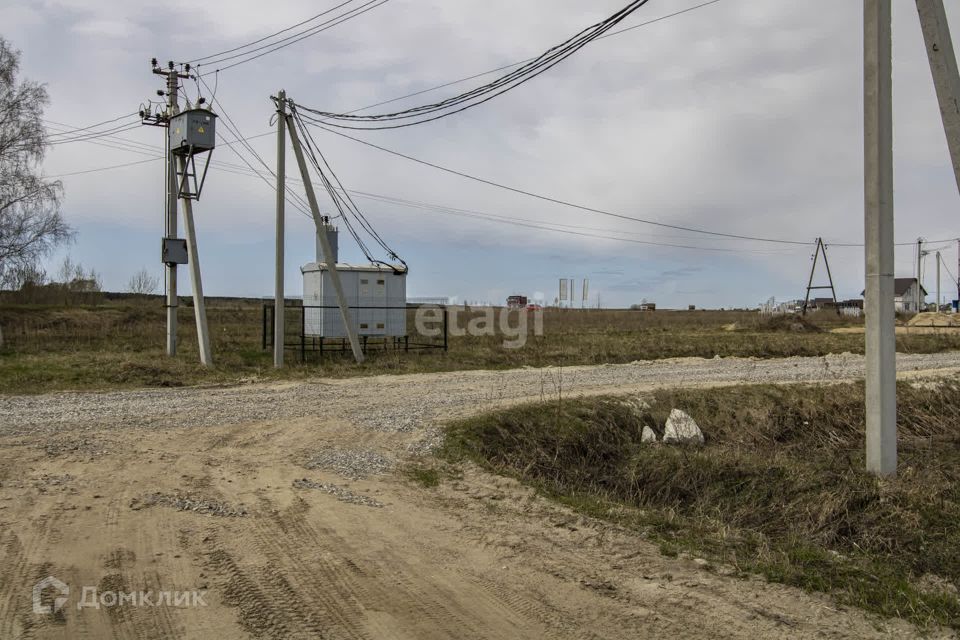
[169,109,217,156]
[161,237,188,265]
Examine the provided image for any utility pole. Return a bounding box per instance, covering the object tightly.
[274,90,286,368]
[917,238,925,313]
[151,62,190,356]
[177,165,213,366]
[144,59,215,366]
[802,238,841,315]
[916,0,960,196]
[284,108,365,364]
[864,0,897,476]
[937,250,942,310]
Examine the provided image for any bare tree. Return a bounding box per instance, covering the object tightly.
[127,267,160,295]
[0,37,72,289]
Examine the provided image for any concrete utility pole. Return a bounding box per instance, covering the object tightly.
[152,64,189,356]
[917,238,924,312]
[274,90,286,368]
[937,250,942,310]
[864,0,897,476]
[916,0,960,196]
[177,162,213,366]
[285,110,365,364]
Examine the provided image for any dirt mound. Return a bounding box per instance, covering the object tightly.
[759,314,823,333]
[908,312,960,327]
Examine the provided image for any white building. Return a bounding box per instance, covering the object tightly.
[860,278,928,313]
[301,220,407,338]
[893,278,927,313]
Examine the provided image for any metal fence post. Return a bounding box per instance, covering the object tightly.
[262,304,268,350]
[300,305,305,363]
[443,305,449,352]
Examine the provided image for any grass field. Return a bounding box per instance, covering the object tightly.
[2,298,960,393]
[438,381,960,631]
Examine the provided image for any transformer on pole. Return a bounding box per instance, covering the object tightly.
[140,59,214,366]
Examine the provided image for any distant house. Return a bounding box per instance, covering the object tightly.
[809,297,837,310]
[894,278,927,313]
[860,278,928,313]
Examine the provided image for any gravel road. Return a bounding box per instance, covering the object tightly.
[4,353,958,639]
[3,351,959,438]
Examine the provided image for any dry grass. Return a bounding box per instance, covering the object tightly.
[1,300,959,394]
[440,381,960,630]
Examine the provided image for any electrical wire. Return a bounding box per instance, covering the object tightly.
[307,122,814,246]
[197,77,315,217]
[172,2,723,153]
[199,0,393,73]
[44,122,145,146]
[289,107,405,268]
[45,157,161,179]
[44,112,139,138]
[186,0,357,64]
[294,0,652,129]
[941,254,958,287]
[329,1,722,119]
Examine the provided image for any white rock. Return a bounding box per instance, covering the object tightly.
[662,409,704,445]
[641,426,658,443]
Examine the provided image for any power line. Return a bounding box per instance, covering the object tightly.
[289,107,405,266]
[199,81,315,218]
[44,122,145,146]
[200,0,393,73]
[45,157,161,178]
[331,1,722,118]
[295,0,654,129]
[307,121,813,245]
[828,237,959,248]
[186,0,357,64]
[168,2,724,152]
[44,112,139,138]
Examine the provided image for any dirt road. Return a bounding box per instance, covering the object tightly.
[2,352,959,639]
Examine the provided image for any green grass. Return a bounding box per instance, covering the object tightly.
[1,300,959,394]
[439,381,960,631]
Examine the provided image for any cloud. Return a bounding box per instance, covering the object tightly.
[7,0,959,304]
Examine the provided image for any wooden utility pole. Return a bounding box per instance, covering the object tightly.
[864,0,897,476]
[274,90,286,368]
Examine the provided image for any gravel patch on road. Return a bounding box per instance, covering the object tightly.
[292,478,384,508]
[304,448,394,480]
[129,492,249,517]
[2,352,959,438]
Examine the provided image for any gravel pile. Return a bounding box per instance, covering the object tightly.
[292,478,384,508]
[2,352,959,439]
[129,492,248,517]
[304,448,394,479]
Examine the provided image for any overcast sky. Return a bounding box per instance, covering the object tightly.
[3,0,959,308]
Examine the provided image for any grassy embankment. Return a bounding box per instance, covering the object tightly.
[1,298,959,393]
[437,381,960,630]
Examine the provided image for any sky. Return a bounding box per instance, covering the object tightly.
[2,0,960,308]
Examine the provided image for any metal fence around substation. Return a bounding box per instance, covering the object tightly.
[262,303,448,361]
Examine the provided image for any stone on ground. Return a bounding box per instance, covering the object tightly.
[641,425,658,443]
[662,409,704,445]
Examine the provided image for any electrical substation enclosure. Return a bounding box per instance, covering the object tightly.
[169,109,217,155]
[301,221,407,338]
